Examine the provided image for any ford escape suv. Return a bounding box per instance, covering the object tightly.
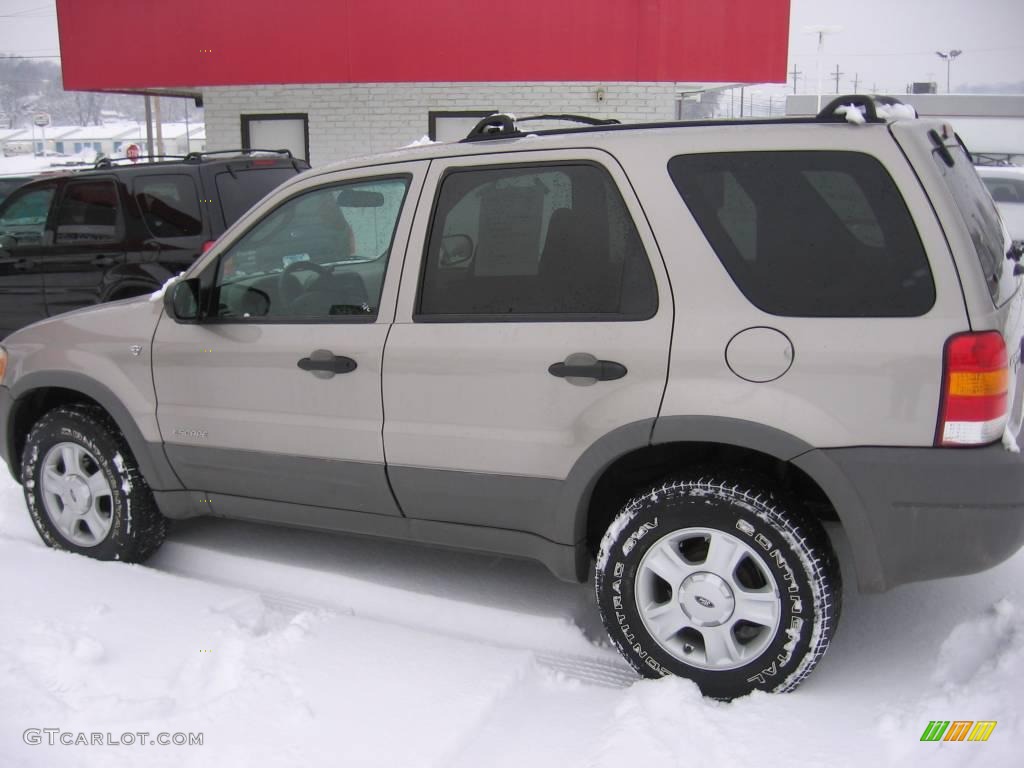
[2,96,1024,700]
[0,150,309,338]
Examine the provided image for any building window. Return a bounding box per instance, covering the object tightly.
[427,111,497,142]
[241,113,309,162]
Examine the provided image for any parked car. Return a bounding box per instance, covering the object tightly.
[977,165,1024,244]
[0,150,309,338]
[2,97,1024,700]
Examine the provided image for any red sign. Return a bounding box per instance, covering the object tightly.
[125,144,140,162]
[56,0,791,88]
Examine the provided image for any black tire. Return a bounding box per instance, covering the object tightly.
[595,472,841,699]
[21,404,166,562]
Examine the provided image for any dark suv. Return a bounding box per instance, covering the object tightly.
[0,150,309,338]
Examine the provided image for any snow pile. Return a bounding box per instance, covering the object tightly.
[836,104,867,125]
[876,102,919,121]
[401,135,435,148]
[149,273,185,302]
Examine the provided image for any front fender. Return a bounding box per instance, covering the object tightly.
[8,371,182,491]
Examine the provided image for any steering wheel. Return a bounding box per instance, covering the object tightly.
[278,260,331,307]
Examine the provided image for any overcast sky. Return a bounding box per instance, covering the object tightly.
[0,0,1021,95]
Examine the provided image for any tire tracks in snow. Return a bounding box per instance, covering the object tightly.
[149,539,640,691]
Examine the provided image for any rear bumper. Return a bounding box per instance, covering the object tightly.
[794,444,1024,592]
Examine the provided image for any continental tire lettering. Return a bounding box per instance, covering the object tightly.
[754,532,772,551]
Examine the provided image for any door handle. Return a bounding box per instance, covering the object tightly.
[549,353,627,383]
[297,351,357,377]
[93,255,118,267]
[11,259,31,271]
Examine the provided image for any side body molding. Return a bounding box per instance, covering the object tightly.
[7,371,183,491]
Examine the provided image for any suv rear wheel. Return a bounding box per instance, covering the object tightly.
[595,472,841,699]
[21,404,166,562]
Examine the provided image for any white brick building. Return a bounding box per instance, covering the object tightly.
[202,81,709,167]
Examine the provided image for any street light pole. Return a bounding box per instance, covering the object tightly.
[935,49,962,93]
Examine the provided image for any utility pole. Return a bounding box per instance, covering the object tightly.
[852,72,860,92]
[789,66,802,94]
[805,25,843,111]
[831,64,844,94]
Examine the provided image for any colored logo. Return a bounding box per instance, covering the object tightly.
[920,721,997,742]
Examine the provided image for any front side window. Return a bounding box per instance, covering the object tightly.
[0,184,56,245]
[135,174,203,238]
[669,151,935,317]
[211,176,409,321]
[55,180,120,244]
[418,163,657,319]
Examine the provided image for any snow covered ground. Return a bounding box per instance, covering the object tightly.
[1,460,1021,767]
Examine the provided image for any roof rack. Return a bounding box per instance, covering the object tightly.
[816,94,917,123]
[464,113,620,142]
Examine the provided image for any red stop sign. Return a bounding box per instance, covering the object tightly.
[126,144,140,162]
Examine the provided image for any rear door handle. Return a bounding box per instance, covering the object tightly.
[297,350,357,378]
[549,354,627,383]
[93,255,118,267]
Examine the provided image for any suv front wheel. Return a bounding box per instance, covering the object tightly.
[595,473,841,699]
[21,404,166,562]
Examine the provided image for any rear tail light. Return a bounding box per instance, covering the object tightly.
[201,240,217,254]
[936,331,1009,446]
[251,159,277,167]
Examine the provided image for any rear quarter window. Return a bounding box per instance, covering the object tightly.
[215,167,300,228]
[669,150,935,317]
[933,148,1012,304]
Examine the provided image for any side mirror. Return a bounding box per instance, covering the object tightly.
[164,278,201,323]
[439,234,473,267]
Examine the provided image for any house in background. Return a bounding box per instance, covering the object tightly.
[1,123,206,159]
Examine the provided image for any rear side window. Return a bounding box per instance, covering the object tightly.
[135,174,202,238]
[418,163,657,320]
[934,148,1011,303]
[55,180,119,244]
[669,151,935,317]
[216,167,299,227]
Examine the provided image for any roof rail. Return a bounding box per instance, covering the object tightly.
[816,94,917,123]
[464,113,620,142]
[182,148,294,162]
[94,154,187,169]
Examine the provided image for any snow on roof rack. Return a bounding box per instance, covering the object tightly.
[464,113,620,142]
[817,95,918,124]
